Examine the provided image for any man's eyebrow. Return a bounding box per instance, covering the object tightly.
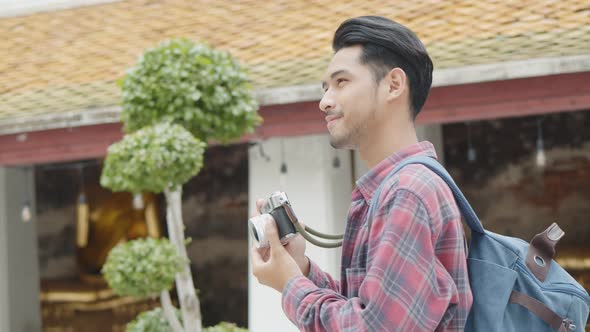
[321,69,350,90]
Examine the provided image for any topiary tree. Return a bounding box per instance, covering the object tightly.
[102,237,185,298]
[102,122,206,332]
[120,39,260,143]
[126,308,247,332]
[101,38,261,332]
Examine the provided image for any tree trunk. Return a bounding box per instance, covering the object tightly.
[165,186,202,332]
[160,290,184,332]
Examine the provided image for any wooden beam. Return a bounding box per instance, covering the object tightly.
[1,72,589,166]
[0,123,123,166]
[419,71,590,124]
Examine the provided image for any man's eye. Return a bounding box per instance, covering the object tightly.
[336,78,347,86]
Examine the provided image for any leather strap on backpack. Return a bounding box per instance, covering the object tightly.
[525,222,565,282]
[509,290,573,331]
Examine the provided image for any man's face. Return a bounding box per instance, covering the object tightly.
[320,45,384,149]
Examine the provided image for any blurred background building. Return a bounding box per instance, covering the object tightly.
[0,0,589,331]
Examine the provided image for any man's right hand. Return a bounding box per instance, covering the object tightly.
[253,198,310,277]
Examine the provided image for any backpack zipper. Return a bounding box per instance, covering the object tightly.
[515,260,590,306]
[562,318,576,330]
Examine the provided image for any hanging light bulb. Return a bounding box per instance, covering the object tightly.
[467,123,477,163]
[536,118,546,168]
[21,166,33,223]
[280,138,288,174]
[279,139,288,189]
[133,193,145,210]
[332,156,341,168]
[467,146,477,163]
[536,140,546,167]
[279,163,287,190]
[332,150,341,168]
[21,202,32,223]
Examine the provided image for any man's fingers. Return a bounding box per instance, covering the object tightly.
[264,216,284,251]
[250,245,265,267]
[256,199,266,213]
[251,198,265,217]
[257,246,270,261]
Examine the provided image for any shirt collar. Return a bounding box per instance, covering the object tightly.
[355,141,438,203]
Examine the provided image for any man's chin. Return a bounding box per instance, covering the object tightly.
[329,134,352,149]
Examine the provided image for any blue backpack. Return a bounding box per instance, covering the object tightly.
[369,156,590,331]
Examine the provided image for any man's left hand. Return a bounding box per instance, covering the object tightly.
[251,216,303,292]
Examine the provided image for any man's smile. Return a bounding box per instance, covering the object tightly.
[325,114,343,128]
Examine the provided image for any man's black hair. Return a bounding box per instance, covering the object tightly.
[333,16,433,119]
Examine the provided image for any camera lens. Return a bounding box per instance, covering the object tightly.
[249,214,268,248]
[253,228,259,241]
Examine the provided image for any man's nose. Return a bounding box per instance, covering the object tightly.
[319,92,335,113]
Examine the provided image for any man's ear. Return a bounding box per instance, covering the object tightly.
[385,68,407,102]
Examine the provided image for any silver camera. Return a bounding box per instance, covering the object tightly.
[249,191,298,248]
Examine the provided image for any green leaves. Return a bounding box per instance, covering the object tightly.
[102,238,184,297]
[125,308,248,332]
[100,122,206,193]
[204,322,248,332]
[126,307,182,332]
[120,38,261,143]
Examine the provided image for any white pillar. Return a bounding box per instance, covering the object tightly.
[0,166,42,332]
[248,134,352,331]
[352,149,370,181]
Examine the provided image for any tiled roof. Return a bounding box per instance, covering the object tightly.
[1,0,589,130]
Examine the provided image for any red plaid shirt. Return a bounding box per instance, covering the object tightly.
[282,141,473,331]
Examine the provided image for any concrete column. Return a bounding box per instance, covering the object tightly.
[353,149,370,181]
[248,134,352,331]
[0,166,42,332]
[416,124,445,165]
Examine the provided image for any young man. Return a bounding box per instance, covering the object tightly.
[251,16,473,331]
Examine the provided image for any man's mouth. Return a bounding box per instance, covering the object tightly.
[325,114,343,124]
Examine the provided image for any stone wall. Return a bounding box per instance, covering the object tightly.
[182,143,250,327]
[443,110,590,246]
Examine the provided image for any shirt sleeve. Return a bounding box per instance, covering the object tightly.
[306,259,341,293]
[281,189,460,332]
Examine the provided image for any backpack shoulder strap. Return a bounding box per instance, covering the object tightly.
[367,155,485,234]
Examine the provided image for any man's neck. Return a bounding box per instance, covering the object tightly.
[358,121,419,169]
